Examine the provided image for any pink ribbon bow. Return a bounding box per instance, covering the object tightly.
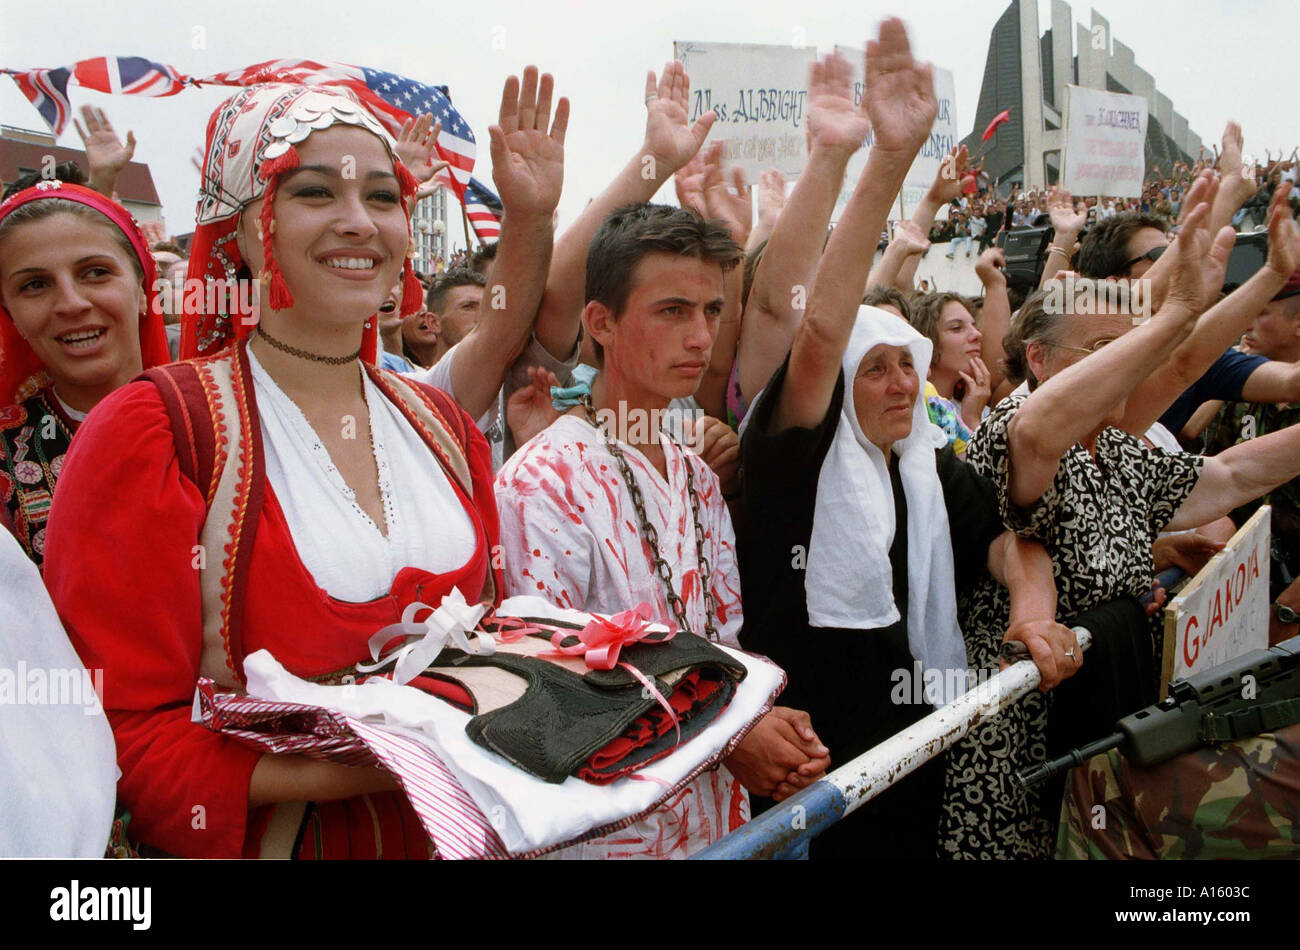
[543,603,683,747]
[542,603,674,670]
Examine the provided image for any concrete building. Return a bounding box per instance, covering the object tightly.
[961,1,1203,193]
[0,125,164,224]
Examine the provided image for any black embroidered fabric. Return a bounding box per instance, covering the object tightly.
[429,625,747,783]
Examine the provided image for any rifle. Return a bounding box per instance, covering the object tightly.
[1018,635,1300,788]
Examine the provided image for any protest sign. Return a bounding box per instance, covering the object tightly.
[832,46,957,222]
[674,41,816,180]
[1161,507,1271,697]
[1062,84,1147,198]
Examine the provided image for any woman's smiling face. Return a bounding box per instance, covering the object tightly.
[0,210,145,406]
[240,125,409,327]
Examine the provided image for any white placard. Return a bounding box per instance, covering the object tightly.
[1062,84,1147,198]
[832,47,958,222]
[675,41,817,180]
[1161,507,1271,696]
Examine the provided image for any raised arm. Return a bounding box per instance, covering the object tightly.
[1210,122,1260,237]
[866,218,929,293]
[1037,187,1085,290]
[896,144,967,291]
[772,19,936,433]
[696,144,750,419]
[737,51,870,406]
[974,246,1012,394]
[1168,423,1300,530]
[442,66,567,419]
[1119,182,1297,435]
[532,61,714,358]
[74,105,136,199]
[1006,199,1217,509]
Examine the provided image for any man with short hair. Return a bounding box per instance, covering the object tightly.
[425,268,486,347]
[495,203,829,858]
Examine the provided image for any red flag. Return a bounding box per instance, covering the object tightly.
[982,109,1011,141]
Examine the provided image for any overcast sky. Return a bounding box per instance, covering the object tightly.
[1,0,1293,248]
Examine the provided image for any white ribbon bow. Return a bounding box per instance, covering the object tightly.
[357,589,496,686]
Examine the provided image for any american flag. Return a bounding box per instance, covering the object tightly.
[199,59,476,199]
[3,55,479,210]
[2,66,74,134]
[463,176,503,243]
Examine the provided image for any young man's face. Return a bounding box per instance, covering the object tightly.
[434,284,483,345]
[1242,296,1300,360]
[591,251,724,405]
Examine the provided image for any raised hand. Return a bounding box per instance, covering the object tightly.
[1162,172,1225,316]
[506,365,563,448]
[74,105,136,197]
[488,66,569,220]
[643,61,715,177]
[1047,186,1086,237]
[673,151,707,217]
[891,219,931,258]
[1265,182,1300,279]
[395,113,450,184]
[928,144,969,205]
[806,51,871,155]
[974,246,1006,284]
[700,142,751,246]
[863,18,936,157]
[1217,121,1256,200]
[755,167,787,232]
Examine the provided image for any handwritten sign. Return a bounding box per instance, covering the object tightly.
[674,41,816,181]
[1062,85,1147,198]
[1161,507,1271,697]
[831,47,957,222]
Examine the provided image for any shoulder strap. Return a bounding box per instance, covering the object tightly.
[141,349,263,689]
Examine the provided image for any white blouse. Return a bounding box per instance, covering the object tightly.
[248,349,476,603]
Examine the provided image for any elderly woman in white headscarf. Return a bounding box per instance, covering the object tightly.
[737,27,1076,860]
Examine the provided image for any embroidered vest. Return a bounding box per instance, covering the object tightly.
[142,342,494,688]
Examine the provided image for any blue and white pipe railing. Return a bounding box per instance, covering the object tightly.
[692,627,1093,860]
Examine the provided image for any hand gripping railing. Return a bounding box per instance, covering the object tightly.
[692,627,1092,860]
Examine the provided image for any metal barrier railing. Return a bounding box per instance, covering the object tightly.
[692,627,1093,860]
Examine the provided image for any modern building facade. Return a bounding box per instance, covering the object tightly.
[961,1,1203,192]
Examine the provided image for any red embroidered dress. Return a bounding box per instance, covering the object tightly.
[43,346,502,858]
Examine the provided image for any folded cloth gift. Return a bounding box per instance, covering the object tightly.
[214,594,783,856]
[361,606,747,784]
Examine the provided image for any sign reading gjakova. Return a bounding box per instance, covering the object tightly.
[1063,84,1147,198]
[1161,506,1271,696]
[674,41,816,180]
[832,46,958,222]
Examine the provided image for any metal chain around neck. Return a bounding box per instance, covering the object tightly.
[581,395,719,642]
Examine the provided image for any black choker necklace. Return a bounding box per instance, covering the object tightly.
[256,326,361,365]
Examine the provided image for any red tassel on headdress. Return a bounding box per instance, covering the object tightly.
[258,146,301,312]
[394,160,425,317]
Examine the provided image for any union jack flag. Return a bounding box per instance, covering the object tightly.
[73,57,187,98]
[464,176,503,243]
[199,60,475,199]
[2,66,74,134]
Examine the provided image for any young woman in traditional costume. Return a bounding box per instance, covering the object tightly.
[43,78,562,858]
[0,182,170,569]
[738,20,1076,860]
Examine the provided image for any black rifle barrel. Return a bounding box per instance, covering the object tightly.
[1017,732,1125,788]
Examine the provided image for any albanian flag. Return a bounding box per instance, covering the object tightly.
[982,109,1011,141]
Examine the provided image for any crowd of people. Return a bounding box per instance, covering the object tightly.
[3,17,1299,861]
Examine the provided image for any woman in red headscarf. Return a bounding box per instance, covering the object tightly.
[42,77,562,858]
[0,182,170,569]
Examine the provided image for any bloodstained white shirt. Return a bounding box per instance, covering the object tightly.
[493,413,746,858]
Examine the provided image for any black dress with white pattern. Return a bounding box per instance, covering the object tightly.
[939,393,1203,859]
